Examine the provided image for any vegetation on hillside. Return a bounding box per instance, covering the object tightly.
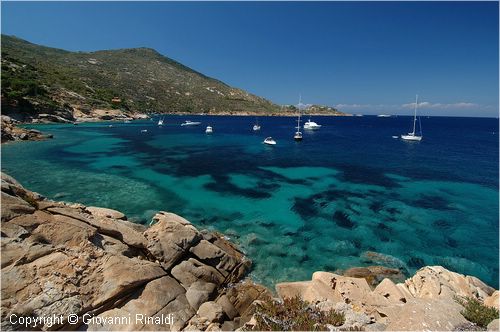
[1,35,276,118]
[250,296,346,331]
[1,35,344,120]
[454,296,499,328]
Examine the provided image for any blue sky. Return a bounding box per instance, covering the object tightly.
[2,1,498,117]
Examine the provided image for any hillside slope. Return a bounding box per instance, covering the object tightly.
[1,35,283,121]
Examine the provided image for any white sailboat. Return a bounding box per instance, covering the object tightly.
[157,117,164,126]
[294,113,302,141]
[401,95,423,141]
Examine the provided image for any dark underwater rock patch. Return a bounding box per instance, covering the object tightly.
[204,175,271,199]
[352,238,362,249]
[370,201,385,212]
[292,197,318,220]
[413,194,454,211]
[407,257,425,268]
[333,211,356,229]
[338,164,401,188]
[377,222,390,230]
[445,236,458,248]
[433,219,453,229]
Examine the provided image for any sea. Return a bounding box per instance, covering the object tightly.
[2,115,498,288]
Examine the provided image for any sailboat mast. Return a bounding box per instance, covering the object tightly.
[412,94,418,134]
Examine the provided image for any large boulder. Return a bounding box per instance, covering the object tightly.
[385,298,468,330]
[144,212,202,269]
[88,276,188,331]
[404,266,495,301]
[185,281,217,311]
[1,191,35,222]
[171,258,225,289]
[484,290,499,310]
[86,206,127,220]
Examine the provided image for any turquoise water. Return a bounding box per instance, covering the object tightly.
[2,116,498,288]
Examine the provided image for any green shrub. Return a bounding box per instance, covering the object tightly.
[252,296,345,331]
[455,296,499,328]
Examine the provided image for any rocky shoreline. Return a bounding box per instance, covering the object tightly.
[1,173,498,331]
[1,116,53,143]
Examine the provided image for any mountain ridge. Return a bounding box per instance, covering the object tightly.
[1,35,345,122]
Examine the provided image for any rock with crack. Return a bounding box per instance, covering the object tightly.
[145,212,202,270]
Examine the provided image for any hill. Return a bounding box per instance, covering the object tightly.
[1,35,345,122]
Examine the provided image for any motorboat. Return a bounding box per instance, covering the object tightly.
[158,118,164,126]
[140,129,148,133]
[401,95,423,141]
[205,126,213,134]
[303,119,322,130]
[181,120,201,126]
[377,114,391,118]
[253,117,261,131]
[263,137,276,145]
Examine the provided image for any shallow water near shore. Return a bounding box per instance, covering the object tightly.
[2,115,498,288]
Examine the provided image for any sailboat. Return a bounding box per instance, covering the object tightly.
[294,113,302,141]
[253,117,261,131]
[157,117,164,126]
[401,95,423,141]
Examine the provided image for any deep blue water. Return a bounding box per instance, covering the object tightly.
[2,115,498,288]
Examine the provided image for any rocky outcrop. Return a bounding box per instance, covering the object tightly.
[72,108,149,123]
[1,116,52,143]
[0,173,261,331]
[275,266,498,331]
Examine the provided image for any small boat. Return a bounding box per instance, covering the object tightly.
[392,135,399,139]
[263,137,276,145]
[303,119,322,130]
[205,126,213,134]
[158,118,164,126]
[73,122,79,126]
[401,95,423,141]
[124,120,131,124]
[377,114,391,118]
[253,117,261,131]
[181,120,201,126]
[141,129,148,133]
[108,125,113,128]
[294,113,303,141]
